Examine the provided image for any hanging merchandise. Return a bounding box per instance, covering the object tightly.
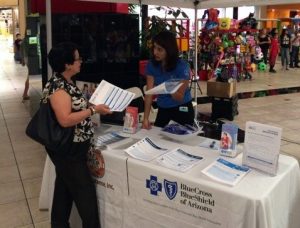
[219,18,231,30]
[202,8,220,30]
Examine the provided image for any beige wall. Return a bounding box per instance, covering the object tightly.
[0,0,17,6]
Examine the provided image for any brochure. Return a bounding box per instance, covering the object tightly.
[156,148,203,172]
[219,123,239,157]
[144,79,183,95]
[242,121,282,176]
[125,137,168,161]
[202,158,251,186]
[89,80,135,112]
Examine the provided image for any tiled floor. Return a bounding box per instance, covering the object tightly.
[1,34,300,227]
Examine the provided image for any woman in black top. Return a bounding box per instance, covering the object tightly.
[280,28,291,70]
[258,28,271,64]
[45,42,112,228]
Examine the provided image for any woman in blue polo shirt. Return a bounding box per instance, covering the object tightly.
[142,31,194,129]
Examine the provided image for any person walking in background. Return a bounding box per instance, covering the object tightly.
[19,35,31,101]
[290,30,300,68]
[269,30,280,73]
[14,33,22,63]
[46,42,112,227]
[142,31,194,129]
[280,28,291,70]
[258,28,271,65]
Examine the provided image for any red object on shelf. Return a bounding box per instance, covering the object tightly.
[31,0,128,14]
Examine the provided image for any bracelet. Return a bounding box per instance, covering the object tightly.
[89,107,96,116]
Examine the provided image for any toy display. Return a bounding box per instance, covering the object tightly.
[198,12,258,82]
[202,8,220,30]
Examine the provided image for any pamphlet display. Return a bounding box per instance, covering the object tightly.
[219,123,239,157]
[123,106,138,134]
[242,121,282,176]
[144,79,183,95]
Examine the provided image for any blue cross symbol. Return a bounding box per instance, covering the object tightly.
[146,175,162,196]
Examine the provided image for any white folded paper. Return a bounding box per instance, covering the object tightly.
[145,79,183,95]
[89,80,135,112]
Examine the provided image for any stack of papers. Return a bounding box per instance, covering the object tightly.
[202,158,251,186]
[89,80,135,112]
[95,132,128,147]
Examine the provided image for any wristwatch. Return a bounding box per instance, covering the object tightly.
[89,106,96,116]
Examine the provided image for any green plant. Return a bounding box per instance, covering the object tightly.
[140,6,189,59]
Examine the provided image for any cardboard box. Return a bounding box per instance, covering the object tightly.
[207,78,237,98]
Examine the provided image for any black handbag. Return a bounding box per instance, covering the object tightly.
[25,99,74,153]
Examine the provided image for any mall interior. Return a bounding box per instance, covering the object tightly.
[1,0,300,227]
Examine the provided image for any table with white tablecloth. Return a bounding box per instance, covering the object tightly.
[39,125,300,228]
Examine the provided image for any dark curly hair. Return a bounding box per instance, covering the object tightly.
[48,42,78,74]
[151,30,179,72]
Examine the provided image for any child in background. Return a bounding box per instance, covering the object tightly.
[269,31,279,73]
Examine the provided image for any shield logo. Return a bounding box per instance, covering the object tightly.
[164,179,178,200]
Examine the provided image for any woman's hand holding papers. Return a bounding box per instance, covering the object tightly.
[92,104,112,115]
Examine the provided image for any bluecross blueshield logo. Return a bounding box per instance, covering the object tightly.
[164,179,178,200]
[146,175,162,196]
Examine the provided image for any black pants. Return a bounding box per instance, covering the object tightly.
[261,48,269,64]
[154,101,194,128]
[47,143,100,228]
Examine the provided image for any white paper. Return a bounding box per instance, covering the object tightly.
[89,80,135,112]
[202,158,251,186]
[145,79,183,95]
[242,121,282,176]
[156,148,203,172]
[125,137,168,161]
